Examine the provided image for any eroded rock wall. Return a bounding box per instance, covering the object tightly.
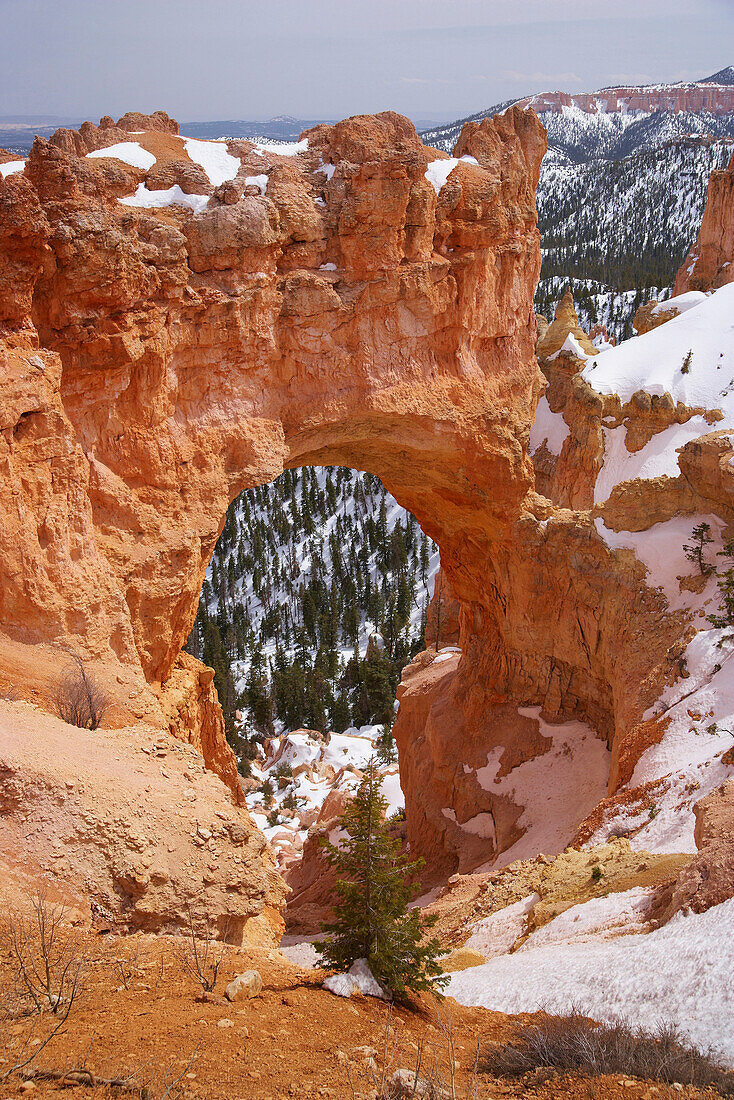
[675,148,734,293]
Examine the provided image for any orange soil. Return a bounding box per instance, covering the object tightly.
[0,931,723,1100]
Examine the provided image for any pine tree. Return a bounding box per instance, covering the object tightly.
[707,540,734,629]
[316,763,448,1002]
[684,522,714,575]
[376,723,398,765]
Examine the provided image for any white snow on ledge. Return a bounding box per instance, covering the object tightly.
[244,174,268,195]
[0,160,25,178]
[118,184,209,213]
[529,394,570,457]
[547,332,590,361]
[593,415,710,506]
[424,155,478,195]
[581,282,734,409]
[86,142,156,170]
[252,138,309,157]
[651,290,707,317]
[183,138,240,187]
[447,896,734,1066]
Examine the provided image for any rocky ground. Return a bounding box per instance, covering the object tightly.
[0,920,728,1100]
[0,701,285,945]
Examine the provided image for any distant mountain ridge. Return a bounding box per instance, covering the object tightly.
[421,67,734,164]
[179,115,336,142]
[417,67,734,343]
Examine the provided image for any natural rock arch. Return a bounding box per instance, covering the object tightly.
[1,108,687,875]
[1,108,544,687]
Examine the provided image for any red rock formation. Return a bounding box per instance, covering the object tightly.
[665,779,734,916]
[675,149,734,293]
[0,107,546,798]
[6,106,729,895]
[159,651,245,804]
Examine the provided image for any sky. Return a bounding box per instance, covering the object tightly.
[0,0,732,125]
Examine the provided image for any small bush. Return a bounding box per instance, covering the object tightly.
[480,1012,734,1093]
[55,652,110,730]
[591,865,603,882]
[681,349,693,374]
[274,762,293,779]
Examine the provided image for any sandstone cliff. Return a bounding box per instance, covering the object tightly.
[675,148,734,293]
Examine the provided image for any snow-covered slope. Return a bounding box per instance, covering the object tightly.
[578,285,734,852]
[448,895,734,1065]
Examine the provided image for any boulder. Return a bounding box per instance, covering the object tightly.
[224,970,263,1002]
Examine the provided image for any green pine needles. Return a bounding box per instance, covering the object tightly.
[316,761,448,1004]
[707,540,734,629]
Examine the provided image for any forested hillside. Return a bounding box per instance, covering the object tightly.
[185,468,439,752]
[535,140,731,340]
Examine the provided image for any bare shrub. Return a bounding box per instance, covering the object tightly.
[55,651,110,730]
[480,1011,734,1094]
[340,1003,480,1100]
[172,907,229,994]
[112,937,145,991]
[5,886,86,1016]
[0,888,86,1081]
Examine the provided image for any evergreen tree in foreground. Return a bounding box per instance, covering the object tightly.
[316,761,448,1003]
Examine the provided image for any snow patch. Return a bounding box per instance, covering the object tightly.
[86,142,156,170]
[547,333,590,361]
[253,138,309,157]
[323,958,389,1000]
[183,138,240,187]
[594,416,711,505]
[244,174,268,195]
[118,184,209,213]
[473,708,610,868]
[424,155,478,195]
[581,283,734,412]
[447,896,734,1066]
[464,893,539,958]
[652,290,707,317]
[0,160,25,178]
[519,887,655,950]
[529,395,570,457]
